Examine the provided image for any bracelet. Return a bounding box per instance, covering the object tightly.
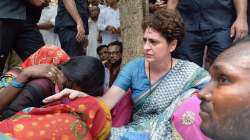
[11,77,25,88]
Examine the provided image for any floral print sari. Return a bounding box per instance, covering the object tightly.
[0,96,111,140]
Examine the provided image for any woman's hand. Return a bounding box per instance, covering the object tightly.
[42,88,89,103]
[17,64,60,84]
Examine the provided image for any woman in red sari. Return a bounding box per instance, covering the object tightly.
[0,45,70,119]
[0,45,70,90]
[0,96,111,140]
[0,46,111,139]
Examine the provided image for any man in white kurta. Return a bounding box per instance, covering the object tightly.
[97,0,121,45]
[87,6,100,58]
[38,1,61,47]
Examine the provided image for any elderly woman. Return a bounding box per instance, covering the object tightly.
[44,9,210,139]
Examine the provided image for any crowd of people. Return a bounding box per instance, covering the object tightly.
[0,0,250,140]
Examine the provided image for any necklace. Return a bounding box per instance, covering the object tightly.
[148,57,173,92]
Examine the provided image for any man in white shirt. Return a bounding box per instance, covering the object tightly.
[38,0,61,47]
[87,6,100,57]
[97,0,121,45]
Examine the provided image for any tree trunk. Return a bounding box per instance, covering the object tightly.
[120,0,148,64]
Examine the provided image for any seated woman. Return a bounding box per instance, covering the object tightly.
[0,56,111,140]
[44,9,210,139]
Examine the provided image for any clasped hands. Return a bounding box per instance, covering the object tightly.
[106,26,121,34]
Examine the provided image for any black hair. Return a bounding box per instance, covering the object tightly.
[90,5,100,10]
[142,9,185,48]
[108,41,123,53]
[96,45,108,55]
[59,56,105,96]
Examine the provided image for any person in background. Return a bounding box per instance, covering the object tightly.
[96,44,110,92]
[89,0,107,11]
[87,6,101,58]
[0,0,48,75]
[97,0,121,45]
[168,0,248,67]
[96,45,109,64]
[106,41,133,127]
[38,0,61,46]
[55,0,89,57]
[88,0,107,45]
[107,41,122,86]
[4,2,48,73]
[3,3,46,75]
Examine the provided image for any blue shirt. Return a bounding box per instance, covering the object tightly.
[114,58,150,103]
[177,0,235,31]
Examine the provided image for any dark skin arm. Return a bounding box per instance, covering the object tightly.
[0,64,60,113]
[0,84,24,113]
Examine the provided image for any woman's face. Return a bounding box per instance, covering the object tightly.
[143,27,175,63]
[199,58,250,138]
